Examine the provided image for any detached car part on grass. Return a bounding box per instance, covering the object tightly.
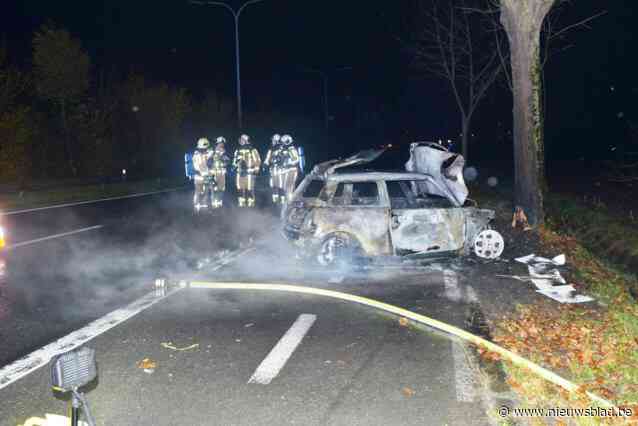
[282,145,504,266]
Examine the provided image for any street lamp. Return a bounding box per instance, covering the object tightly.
[190,0,267,130]
[300,66,352,129]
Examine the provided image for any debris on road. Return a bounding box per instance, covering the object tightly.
[328,276,345,284]
[515,253,566,266]
[496,274,542,283]
[244,323,255,328]
[137,358,157,374]
[401,387,416,397]
[160,342,200,351]
[511,253,594,303]
[536,285,595,304]
[398,317,409,327]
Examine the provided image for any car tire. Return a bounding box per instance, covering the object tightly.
[317,233,359,267]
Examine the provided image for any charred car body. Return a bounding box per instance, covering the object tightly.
[282,144,504,265]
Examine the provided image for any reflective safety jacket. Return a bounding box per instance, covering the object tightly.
[233,146,261,174]
[278,145,300,172]
[211,151,230,173]
[264,145,285,170]
[192,148,214,177]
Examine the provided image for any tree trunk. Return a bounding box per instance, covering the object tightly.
[500,4,551,226]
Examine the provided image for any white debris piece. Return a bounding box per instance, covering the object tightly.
[514,253,594,303]
[528,276,555,290]
[527,266,566,284]
[536,285,595,304]
[515,253,565,266]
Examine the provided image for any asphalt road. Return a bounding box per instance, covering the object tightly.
[0,188,495,425]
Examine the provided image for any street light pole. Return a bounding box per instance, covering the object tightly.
[300,66,352,129]
[190,0,267,130]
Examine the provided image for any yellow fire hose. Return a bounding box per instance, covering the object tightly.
[188,281,617,410]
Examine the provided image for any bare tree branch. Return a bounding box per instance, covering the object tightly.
[402,0,502,159]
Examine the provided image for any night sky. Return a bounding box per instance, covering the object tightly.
[1,0,636,170]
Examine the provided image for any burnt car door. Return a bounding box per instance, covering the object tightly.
[310,180,392,256]
[386,180,465,255]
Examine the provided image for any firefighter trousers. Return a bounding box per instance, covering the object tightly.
[236,173,257,207]
[280,168,298,204]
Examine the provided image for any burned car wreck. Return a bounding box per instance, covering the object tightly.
[282,144,504,266]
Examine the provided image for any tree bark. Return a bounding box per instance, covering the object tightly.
[500,2,554,225]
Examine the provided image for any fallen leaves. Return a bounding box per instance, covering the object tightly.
[137,358,157,374]
[493,298,638,409]
[398,317,409,327]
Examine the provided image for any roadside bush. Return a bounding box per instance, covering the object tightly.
[0,107,35,185]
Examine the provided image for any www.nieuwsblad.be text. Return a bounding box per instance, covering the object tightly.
[498,405,633,419]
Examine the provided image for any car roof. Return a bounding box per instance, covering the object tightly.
[326,172,433,183]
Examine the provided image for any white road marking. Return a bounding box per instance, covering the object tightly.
[444,269,478,402]
[452,341,477,403]
[248,314,317,385]
[7,225,104,249]
[3,186,186,216]
[0,286,181,391]
[0,242,251,390]
[443,269,461,302]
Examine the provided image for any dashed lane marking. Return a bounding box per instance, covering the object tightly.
[7,225,104,249]
[444,269,477,403]
[452,341,477,403]
[0,243,250,390]
[248,314,317,385]
[0,287,181,391]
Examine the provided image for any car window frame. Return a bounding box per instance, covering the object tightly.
[302,178,326,199]
[329,180,385,208]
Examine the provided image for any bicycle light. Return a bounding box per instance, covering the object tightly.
[51,347,97,392]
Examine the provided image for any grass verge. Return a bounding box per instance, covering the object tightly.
[0,177,188,211]
[471,186,638,424]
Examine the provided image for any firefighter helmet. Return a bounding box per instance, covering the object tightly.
[281,134,293,145]
[197,138,210,150]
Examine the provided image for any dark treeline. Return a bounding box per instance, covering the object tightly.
[0,23,399,188]
[0,24,196,185]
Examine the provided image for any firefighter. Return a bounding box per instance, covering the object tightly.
[263,133,284,204]
[232,134,261,207]
[211,136,230,208]
[192,137,215,212]
[278,134,301,204]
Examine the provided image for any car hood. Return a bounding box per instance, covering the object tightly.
[405,143,468,207]
[312,147,388,177]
